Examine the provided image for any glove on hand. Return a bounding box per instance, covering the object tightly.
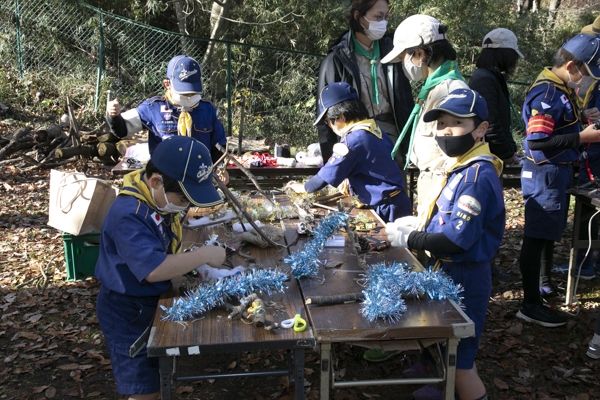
[385,217,418,248]
[392,216,419,229]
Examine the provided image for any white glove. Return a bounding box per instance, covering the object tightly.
[392,216,419,229]
[385,218,417,248]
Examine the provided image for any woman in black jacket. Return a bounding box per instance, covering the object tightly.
[469,28,523,166]
[316,0,413,165]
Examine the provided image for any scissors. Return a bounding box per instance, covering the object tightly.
[280,307,307,332]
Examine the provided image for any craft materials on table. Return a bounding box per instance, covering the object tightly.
[280,307,307,332]
[160,268,288,322]
[284,211,351,279]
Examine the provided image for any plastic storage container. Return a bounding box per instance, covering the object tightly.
[62,232,100,281]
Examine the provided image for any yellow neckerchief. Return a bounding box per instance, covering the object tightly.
[580,80,598,113]
[164,91,199,137]
[528,68,581,123]
[120,169,182,254]
[417,141,502,230]
[340,118,383,141]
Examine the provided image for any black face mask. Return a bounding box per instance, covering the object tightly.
[435,132,476,157]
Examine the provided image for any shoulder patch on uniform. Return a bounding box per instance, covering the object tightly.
[527,114,554,135]
[457,195,481,216]
[560,94,568,104]
[541,102,551,109]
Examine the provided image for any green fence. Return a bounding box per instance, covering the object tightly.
[0,0,323,147]
[0,0,528,148]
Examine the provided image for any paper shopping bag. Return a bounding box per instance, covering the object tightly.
[48,170,118,236]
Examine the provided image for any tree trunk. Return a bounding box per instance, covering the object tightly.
[203,0,232,99]
[173,0,188,35]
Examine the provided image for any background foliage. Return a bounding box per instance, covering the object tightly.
[0,0,598,148]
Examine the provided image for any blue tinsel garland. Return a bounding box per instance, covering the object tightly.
[160,268,288,322]
[284,211,350,278]
[360,262,464,323]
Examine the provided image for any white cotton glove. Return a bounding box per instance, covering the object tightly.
[385,216,418,248]
[392,216,419,229]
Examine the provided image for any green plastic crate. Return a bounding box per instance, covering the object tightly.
[62,232,100,281]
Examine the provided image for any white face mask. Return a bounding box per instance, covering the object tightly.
[151,177,189,214]
[402,54,424,82]
[567,66,584,90]
[361,17,387,41]
[170,91,201,108]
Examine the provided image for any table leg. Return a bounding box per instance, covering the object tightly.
[320,342,332,400]
[159,356,173,400]
[293,347,305,400]
[566,197,584,305]
[443,338,458,400]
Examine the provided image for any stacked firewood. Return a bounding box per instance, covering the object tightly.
[0,97,133,170]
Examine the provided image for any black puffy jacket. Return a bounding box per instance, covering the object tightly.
[468,67,517,160]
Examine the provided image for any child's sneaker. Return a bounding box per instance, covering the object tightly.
[587,342,600,359]
[412,385,443,400]
[552,264,595,280]
[516,302,567,327]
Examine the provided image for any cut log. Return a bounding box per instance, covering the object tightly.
[0,127,32,160]
[33,124,67,143]
[97,132,121,143]
[226,137,270,154]
[55,145,98,159]
[116,140,137,156]
[97,142,119,158]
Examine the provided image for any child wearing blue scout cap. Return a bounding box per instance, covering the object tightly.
[286,82,412,222]
[517,33,600,329]
[95,136,226,399]
[106,55,228,181]
[386,88,505,400]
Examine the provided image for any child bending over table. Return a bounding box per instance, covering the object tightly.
[286,82,412,223]
[95,136,226,400]
[386,89,505,400]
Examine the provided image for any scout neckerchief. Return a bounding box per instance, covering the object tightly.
[121,169,182,254]
[340,118,383,141]
[390,60,466,167]
[416,141,503,231]
[165,91,199,137]
[527,68,581,125]
[352,32,381,106]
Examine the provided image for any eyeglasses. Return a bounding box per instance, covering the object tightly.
[364,13,389,23]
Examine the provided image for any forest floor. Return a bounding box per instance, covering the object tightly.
[1,118,600,399]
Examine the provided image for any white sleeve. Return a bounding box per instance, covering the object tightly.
[121,108,143,135]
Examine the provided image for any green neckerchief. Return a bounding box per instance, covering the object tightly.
[391,60,466,167]
[352,31,380,106]
[121,169,182,254]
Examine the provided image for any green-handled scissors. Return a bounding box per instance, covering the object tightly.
[280,306,307,332]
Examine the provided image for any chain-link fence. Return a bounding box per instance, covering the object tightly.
[0,0,324,147]
[0,0,529,148]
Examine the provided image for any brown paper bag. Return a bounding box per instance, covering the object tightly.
[48,170,118,236]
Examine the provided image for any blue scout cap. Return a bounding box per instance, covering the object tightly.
[166,55,203,94]
[151,136,223,207]
[423,89,488,123]
[563,34,600,79]
[314,82,359,125]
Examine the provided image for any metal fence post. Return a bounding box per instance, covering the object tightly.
[14,0,23,77]
[226,42,232,137]
[95,12,105,112]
